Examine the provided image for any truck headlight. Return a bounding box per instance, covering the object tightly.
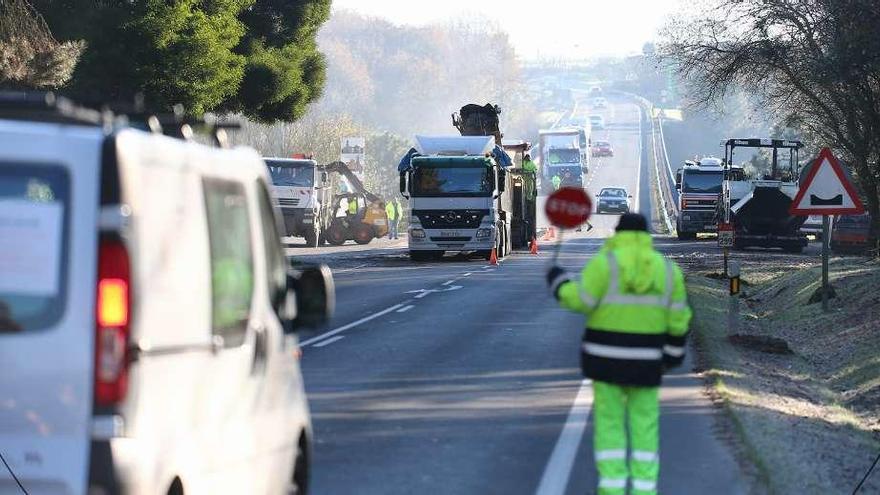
[475,228,493,239]
[410,228,426,239]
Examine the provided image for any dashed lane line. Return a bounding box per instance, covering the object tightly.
[311,336,344,348]
[299,303,405,347]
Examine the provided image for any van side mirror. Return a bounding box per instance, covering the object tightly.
[497,169,506,193]
[283,264,335,333]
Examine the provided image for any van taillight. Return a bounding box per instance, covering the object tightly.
[95,240,131,407]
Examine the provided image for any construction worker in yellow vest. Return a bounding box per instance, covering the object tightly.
[385,198,400,240]
[546,213,692,495]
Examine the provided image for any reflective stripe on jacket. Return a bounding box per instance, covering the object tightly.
[551,231,692,386]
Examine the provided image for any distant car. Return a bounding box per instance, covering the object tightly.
[596,187,631,214]
[592,97,608,109]
[831,213,875,254]
[589,114,605,130]
[592,140,614,157]
[800,215,823,239]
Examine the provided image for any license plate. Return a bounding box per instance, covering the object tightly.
[440,231,460,237]
[704,224,716,230]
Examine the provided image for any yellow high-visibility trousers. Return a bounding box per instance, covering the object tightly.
[593,381,659,495]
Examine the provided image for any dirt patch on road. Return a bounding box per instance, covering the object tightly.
[682,254,880,494]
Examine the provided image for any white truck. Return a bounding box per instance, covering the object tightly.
[264,157,325,247]
[673,157,725,239]
[538,128,590,193]
[399,135,509,261]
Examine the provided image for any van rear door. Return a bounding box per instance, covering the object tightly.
[0,123,103,495]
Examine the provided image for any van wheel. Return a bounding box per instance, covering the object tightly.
[303,229,319,248]
[353,224,374,245]
[287,436,309,495]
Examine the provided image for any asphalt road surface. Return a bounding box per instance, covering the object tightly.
[287,99,781,494]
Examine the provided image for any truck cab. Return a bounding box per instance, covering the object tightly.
[675,157,724,240]
[265,158,324,247]
[399,136,506,261]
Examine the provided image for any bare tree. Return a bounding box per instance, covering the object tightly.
[0,0,84,88]
[660,0,880,233]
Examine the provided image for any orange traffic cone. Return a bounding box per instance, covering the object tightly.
[489,247,498,265]
[530,237,539,255]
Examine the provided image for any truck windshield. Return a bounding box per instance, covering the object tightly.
[267,162,314,187]
[547,148,580,164]
[412,166,491,197]
[683,171,723,194]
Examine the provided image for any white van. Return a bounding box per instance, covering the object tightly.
[0,93,333,495]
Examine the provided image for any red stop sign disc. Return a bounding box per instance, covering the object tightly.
[545,187,593,229]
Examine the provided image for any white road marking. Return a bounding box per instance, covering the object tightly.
[311,336,344,348]
[635,108,642,213]
[396,305,415,313]
[462,272,473,277]
[405,285,463,299]
[534,379,593,495]
[335,263,369,274]
[442,280,456,286]
[299,303,405,347]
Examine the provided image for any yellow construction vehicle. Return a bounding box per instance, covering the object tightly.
[318,161,389,245]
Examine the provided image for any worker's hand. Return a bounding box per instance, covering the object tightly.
[546,266,570,299]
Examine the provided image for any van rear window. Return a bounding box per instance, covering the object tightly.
[0,165,69,332]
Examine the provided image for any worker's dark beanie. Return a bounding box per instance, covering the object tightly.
[616,213,648,232]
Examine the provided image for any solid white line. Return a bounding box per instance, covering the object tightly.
[396,305,415,313]
[311,336,344,348]
[534,379,593,495]
[335,263,369,274]
[299,303,404,346]
[635,105,642,214]
[442,280,456,286]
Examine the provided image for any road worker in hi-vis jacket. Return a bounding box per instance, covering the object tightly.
[546,213,692,495]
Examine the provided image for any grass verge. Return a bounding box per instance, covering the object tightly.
[687,257,880,494]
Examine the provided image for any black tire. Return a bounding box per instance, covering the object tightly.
[287,434,309,495]
[353,224,374,245]
[325,222,347,246]
[677,230,696,240]
[784,244,804,254]
[303,229,318,248]
[409,250,433,261]
[317,233,326,246]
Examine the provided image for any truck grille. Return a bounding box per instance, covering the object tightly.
[278,198,301,207]
[413,209,488,229]
[429,236,472,242]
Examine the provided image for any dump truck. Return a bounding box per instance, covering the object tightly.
[265,157,325,246]
[538,128,589,194]
[397,104,536,261]
[318,160,389,246]
[673,157,724,240]
[452,103,537,249]
[717,138,808,252]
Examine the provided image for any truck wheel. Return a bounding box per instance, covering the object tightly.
[353,224,374,245]
[677,230,696,240]
[303,229,319,248]
[325,222,347,246]
[410,251,432,261]
[784,244,804,254]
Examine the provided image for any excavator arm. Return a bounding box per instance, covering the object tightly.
[322,160,384,204]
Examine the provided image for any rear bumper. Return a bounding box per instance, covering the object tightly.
[597,202,629,213]
[88,438,157,495]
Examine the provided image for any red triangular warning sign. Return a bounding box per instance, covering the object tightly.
[790,148,865,215]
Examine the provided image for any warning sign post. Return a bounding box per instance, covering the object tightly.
[790,147,865,312]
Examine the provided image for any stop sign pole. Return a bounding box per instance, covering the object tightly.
[544,187,593,263]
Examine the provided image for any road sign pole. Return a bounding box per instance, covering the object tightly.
[551,229,565,264]
[723,247,729,278]
[822,215,830,313]
[728,261,740,335]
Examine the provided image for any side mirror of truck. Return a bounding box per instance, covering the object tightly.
[497,169,506,194]
[399,171,410,199]
[282,264,335,333]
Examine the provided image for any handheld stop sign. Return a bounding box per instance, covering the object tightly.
[545,187,593,261]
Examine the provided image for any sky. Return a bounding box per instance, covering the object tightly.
[331,0,683,59]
